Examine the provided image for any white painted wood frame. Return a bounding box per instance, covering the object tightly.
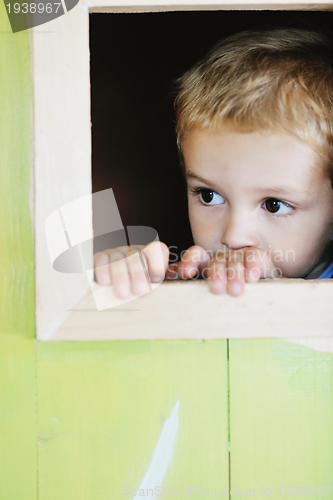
[32,0,333,343]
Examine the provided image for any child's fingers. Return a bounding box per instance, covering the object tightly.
[108,250,132,299]
[165,262,180,280]
[94,243,167,298]
[164,245,210,281]
[226,256,246,296]
[207,251,246,297]
[94,246,133,287]
[178,245,211,279]
[207,257,227,294]
[141,241,169,283]
[94,251,112,286]
[125,251,151,296]
[124,242,168,296]
[243,247,266,282]
[94,246,142,296]
[108,248,151,298]
[243,247,277,281]
[179,246,281,298]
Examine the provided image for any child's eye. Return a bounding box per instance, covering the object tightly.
[263,198,294,215]
[191,188,225,206]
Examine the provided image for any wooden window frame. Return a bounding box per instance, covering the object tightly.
[33,0,333,343]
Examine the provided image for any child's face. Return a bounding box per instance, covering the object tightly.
[183,128,333,278]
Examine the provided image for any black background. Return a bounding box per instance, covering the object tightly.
[90,11,333,261]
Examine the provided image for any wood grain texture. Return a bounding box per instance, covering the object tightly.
[229,339,333,498]
[33,3,92,341]
[37,340,229,499]
[46,279,333,341]
[0,3,37,499]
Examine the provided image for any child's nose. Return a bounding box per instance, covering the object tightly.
[221,210,259,250]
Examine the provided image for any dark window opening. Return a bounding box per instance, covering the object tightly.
[90,10,333,262]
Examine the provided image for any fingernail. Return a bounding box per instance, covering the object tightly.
[248,268,260,282]
[211,279,225,294]
[150,276,163,283]
[230,282,242,296]
[135,282,150,295]
[99,275,111,285]
[185,266,197,277]
[116,284,130,299]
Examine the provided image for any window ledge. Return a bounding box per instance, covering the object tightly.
[38,279,333,341]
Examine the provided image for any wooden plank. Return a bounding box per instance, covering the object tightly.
[37,340,229,499]
[33,2,92,341]
[87,0,333,12]
[229,339,333,499]
[0,3,37,499]
[44,279,333,341]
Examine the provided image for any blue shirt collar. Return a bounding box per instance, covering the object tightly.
[317,258,333,279]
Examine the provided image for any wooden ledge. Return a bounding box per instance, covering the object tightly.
[87,0,333,13]
[39,278,333,341]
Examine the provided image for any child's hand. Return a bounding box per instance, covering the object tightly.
[165,245,282,297]
[94,242,169,299]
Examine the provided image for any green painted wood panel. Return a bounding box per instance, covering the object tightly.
[229,339,333,498]
[0,2,37,499]
[37,340,229,499]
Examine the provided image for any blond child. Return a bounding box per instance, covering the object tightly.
[94,26,333,298]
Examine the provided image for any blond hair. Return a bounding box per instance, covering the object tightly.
[174,27,333,180]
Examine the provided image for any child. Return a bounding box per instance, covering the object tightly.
[94,26,333,298]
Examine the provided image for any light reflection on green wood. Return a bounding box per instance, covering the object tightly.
[37,340,229,500]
